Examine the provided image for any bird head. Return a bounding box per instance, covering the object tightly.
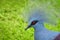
[25,9,58,30]
[25,10,44,30]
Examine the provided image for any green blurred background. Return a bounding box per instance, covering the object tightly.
[0,0,60,40]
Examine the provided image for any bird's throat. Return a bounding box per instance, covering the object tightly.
[34,23,47,32]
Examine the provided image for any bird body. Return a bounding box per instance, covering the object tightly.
[34,22,60,40]
[34,30,60,40]
[25,9,60,40]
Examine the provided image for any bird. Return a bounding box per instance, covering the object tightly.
[25,9,60,40]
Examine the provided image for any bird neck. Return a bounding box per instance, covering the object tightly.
[34,23,47,32]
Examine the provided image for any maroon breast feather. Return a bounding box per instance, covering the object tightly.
[54,34,60,40]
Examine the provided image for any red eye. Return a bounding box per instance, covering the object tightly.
[31,20,38,25]
[32,21,36,25]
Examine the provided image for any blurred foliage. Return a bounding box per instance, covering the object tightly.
[0,0,60,40]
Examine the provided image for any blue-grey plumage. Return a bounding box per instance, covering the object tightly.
[34,22,60,40]
[25,9,60,40]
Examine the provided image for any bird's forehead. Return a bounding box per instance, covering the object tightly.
[29,14,40,22]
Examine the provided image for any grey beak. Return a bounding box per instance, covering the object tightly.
[25,25,31,30]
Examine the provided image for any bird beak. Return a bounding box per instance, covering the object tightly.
[25,25,31,30]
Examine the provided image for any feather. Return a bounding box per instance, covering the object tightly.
[28,9,59,26]
[54,34,60,40]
